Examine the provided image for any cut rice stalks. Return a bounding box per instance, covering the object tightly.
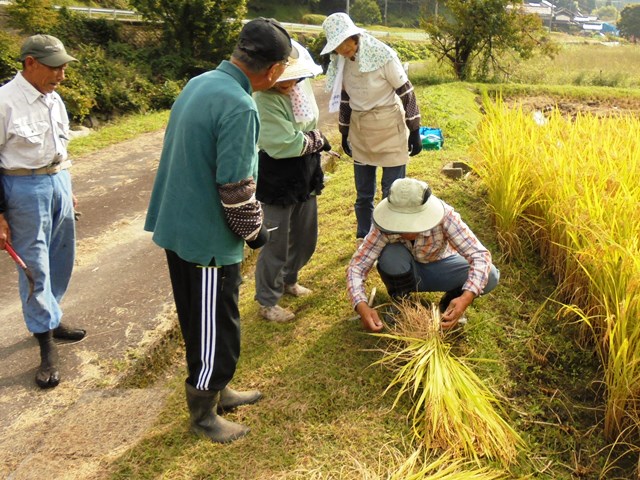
[389,447,508,480]
[373,302,524,466]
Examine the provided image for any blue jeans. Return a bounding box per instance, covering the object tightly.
[353,163,406,239]
[377,243,500,295]
[2,171,76,333]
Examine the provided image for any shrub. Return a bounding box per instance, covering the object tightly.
[57,73,97,122]
[53,8,122,46]
[301,13,326,25]
[59,44,159,120]
[0,31,21,85]
[6,0,60,33]
[350,0,382,25]
[387,40,431,62]
[304,33,331,72]
[149,79,184,110]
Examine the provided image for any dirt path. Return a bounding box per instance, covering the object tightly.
[0,80,335,479]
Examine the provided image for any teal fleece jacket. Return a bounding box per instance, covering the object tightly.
[145,61,260,266]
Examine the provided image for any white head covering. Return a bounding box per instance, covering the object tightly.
[275,41,322,123]
[278,40,323,83]
[321,14,397,112]
[320,13,365,55]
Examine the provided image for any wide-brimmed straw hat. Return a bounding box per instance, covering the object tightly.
[373,178,445,233]
[278,40,323,82]
[320,13,364,55]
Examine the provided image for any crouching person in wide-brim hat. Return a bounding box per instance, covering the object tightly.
[346,177,500,332]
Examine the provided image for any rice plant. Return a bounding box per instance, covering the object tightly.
[471,98,640,449]
[471,96,541,260]
[372,302,524,467]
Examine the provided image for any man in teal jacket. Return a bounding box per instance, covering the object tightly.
[145,18,291,444]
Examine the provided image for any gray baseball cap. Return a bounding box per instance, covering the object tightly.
[20,34,78,67]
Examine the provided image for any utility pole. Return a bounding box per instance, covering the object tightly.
[346,0,350,15]
[384,0,388,25]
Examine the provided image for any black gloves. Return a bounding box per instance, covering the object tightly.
[341,133,352,157]
[408,129,422,156]
[321,134,332,152]
[246,225,269,249]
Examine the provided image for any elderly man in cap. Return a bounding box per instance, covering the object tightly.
[347,178,500,332]
[0,34,86,390]
[145,18,292,443]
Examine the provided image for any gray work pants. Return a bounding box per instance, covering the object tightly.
[254,197,318,307]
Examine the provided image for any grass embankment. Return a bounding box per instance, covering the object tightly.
[87,80,625,478]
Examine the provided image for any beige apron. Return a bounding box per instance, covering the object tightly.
[349,102,409,167]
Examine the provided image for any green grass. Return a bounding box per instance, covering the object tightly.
[68,110,169,157]
[95,81,637,478]
[410,40,640,89]
[509,42,640,88]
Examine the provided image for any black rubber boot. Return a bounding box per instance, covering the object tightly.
[185,382,250,443]
[34,331,60,389]
[376,268,417,325]
[438,287,464,314]
[376,267,417,299]
[53,323,86,341]
[217,386,262,413]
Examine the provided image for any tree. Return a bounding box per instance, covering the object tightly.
[6,0,60,33]
[593,5,618,22]
[422,0,557,81]
[618,4,640,41]
[350,0,382,25]
[0,31,21,85]
[129,0,246,76]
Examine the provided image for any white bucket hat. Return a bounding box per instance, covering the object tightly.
[278,40,323,82]
[320,13,365,55]
[373,178,445,233]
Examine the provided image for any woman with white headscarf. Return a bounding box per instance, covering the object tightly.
[321,13,423,245]
[253,40,330,323]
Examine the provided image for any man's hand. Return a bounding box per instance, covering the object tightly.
[355,301,384,332]
[441,290,474,330]
[0,213,10,250]
[320,134,332,152]
[246,225,269,249]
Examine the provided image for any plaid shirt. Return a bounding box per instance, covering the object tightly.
[346,203,493,308]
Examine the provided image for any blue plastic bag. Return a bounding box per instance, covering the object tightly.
[419,127,444,150]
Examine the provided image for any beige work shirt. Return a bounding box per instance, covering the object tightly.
[0,72,71,170]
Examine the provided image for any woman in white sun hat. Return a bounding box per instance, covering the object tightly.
[253,40,330,323]
[321,12,423,245]
[346,178,500,333]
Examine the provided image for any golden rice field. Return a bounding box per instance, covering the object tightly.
[471,98,640,453]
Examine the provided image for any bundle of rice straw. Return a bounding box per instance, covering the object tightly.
[373,301,524,466]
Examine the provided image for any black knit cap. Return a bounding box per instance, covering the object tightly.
[238,18,292,63]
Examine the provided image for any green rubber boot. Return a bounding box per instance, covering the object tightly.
[185,382,249,443]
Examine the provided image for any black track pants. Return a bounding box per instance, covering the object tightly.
[165,250,242,391]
